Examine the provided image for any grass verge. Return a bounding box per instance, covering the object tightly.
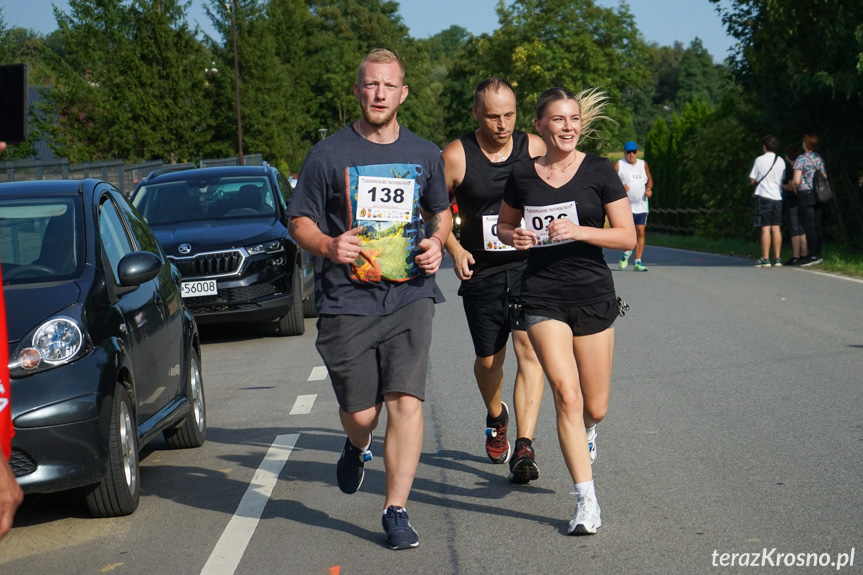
[647,234,863,278]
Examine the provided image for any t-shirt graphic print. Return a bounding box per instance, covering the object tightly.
[346,163,425,282]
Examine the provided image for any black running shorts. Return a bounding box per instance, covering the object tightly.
[459,266,526,358]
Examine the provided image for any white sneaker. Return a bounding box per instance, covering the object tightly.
[568,496,602,535]
[586,426,597,465]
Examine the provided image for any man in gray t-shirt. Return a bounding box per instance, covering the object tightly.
[287,49,451,551]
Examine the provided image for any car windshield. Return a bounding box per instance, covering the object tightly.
[133,176,277,225]
[0,197,83,285]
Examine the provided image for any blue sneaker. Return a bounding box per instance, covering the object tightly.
[382,506,419,550]
[336,435,372,494]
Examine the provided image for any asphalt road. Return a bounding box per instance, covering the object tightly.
[1,246,861,574]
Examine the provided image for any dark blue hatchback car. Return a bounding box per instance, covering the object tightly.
[1,179,206,517]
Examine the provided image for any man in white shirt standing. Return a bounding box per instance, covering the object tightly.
[749,135,785,267]
[616,141,653,272]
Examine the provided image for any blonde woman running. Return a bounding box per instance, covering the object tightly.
[497,87,635,534]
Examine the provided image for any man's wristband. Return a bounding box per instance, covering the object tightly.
[429,235,443,249]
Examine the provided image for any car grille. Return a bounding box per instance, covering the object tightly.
[169,249,245,279]
[185,277,289,314]
[10,448,37,477]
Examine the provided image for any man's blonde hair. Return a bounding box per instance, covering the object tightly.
[358,48,405,83]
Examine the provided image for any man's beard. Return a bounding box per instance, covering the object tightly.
[362,105,398,128]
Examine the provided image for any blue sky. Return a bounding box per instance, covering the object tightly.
[4,0,735,61]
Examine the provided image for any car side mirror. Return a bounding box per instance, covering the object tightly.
[117,251,162,287]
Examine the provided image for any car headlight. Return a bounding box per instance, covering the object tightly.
[246,240,284,255]
[9,315,91,377]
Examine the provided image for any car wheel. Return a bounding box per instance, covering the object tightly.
[302,290,317,318]
[164,347,207,449]
[85,384,140,518]
[276,264,305,336]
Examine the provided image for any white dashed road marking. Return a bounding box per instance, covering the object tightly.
[308,366,328,381]
[200,434,300,575]
[289,394,317,415]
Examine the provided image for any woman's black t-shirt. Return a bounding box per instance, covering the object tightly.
[502,153,627,307]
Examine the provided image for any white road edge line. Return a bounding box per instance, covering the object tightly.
[308,366,328,381]
[200,433,300,575]
[290,394,317,415]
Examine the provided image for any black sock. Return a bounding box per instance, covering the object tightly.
[486,407,507,427]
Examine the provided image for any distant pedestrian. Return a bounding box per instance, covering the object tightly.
[615,141,652,272]
[792,134,827,267]
[749,135,785,268]
[286,49,452,550]
[780,145,808,265]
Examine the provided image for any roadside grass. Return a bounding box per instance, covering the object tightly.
[646,233,863,278]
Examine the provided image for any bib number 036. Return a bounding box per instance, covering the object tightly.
[523,201,579,247]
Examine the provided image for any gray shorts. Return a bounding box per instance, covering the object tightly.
[315,298,434,412]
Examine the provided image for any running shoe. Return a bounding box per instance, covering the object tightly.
[633,261,648,272]
[586,426,597,465]
[382,506,419,550]
[485,402,511,464]
[568,496,602,535]
[508,439,540,484]
[783,256,801,266]
[754,258,771,268]
[336,435,372,494]
[800,255,823,267]
[772,259,783,267]
[618,252,631,269]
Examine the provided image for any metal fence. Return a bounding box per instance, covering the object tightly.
[1,154,263,196]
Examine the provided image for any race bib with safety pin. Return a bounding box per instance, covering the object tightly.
[482,214,521,251]
[524,201,579,247]
[356,175,415,222]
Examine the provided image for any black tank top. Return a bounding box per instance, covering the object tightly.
[454,130,531,281]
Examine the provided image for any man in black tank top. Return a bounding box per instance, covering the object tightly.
[442,78,548,483]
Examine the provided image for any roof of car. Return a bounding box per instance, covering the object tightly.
[0,179,103,197]
[140,164,277,185]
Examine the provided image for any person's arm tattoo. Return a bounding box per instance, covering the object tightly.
[425,212,441,237]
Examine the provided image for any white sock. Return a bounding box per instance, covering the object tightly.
[585,425,596,441]
[624,250,632,256]
[573,480,595,501]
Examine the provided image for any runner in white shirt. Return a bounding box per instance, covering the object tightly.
[615,141,653,271]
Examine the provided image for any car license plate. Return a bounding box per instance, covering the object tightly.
[181,280,218,298]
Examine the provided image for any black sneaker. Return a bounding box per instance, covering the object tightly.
[382,506,419,550]
[508,438,540,484]
[800,255,823,267]
[783,257,801,266]
[336,435,372,494]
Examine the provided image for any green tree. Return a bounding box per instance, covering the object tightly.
[676,38,725,107]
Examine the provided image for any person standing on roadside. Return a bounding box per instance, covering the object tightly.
[749,135,785,268]
[498,88,635,535]
[286,49,452,551]
[792,134,827,267]
[442,78,547,484]
[0,141,25,540]
[780,144,808,265]
[616,141,652,272]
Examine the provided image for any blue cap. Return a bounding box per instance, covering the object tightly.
[624,141,638,152]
